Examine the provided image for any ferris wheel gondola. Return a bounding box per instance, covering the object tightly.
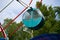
[22,7,45,30]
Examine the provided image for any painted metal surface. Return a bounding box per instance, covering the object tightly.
[0,23,7,40]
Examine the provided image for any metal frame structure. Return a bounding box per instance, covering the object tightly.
[0,0,42,37]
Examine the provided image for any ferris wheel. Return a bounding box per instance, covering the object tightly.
[0,0,44,39]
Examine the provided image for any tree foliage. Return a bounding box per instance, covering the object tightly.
[33,1,60,37]
[2,18,31,40]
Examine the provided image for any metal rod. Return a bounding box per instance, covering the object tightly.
[9,22,23,37]
[0,23,7,38]
[17,0,28,7]
[0,0,14,13]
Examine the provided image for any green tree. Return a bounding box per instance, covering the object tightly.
[2,18,31,40]
[33,1,60,37]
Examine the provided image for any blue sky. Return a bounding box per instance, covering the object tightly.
[0,0,60,24]
[43,0,60,6]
